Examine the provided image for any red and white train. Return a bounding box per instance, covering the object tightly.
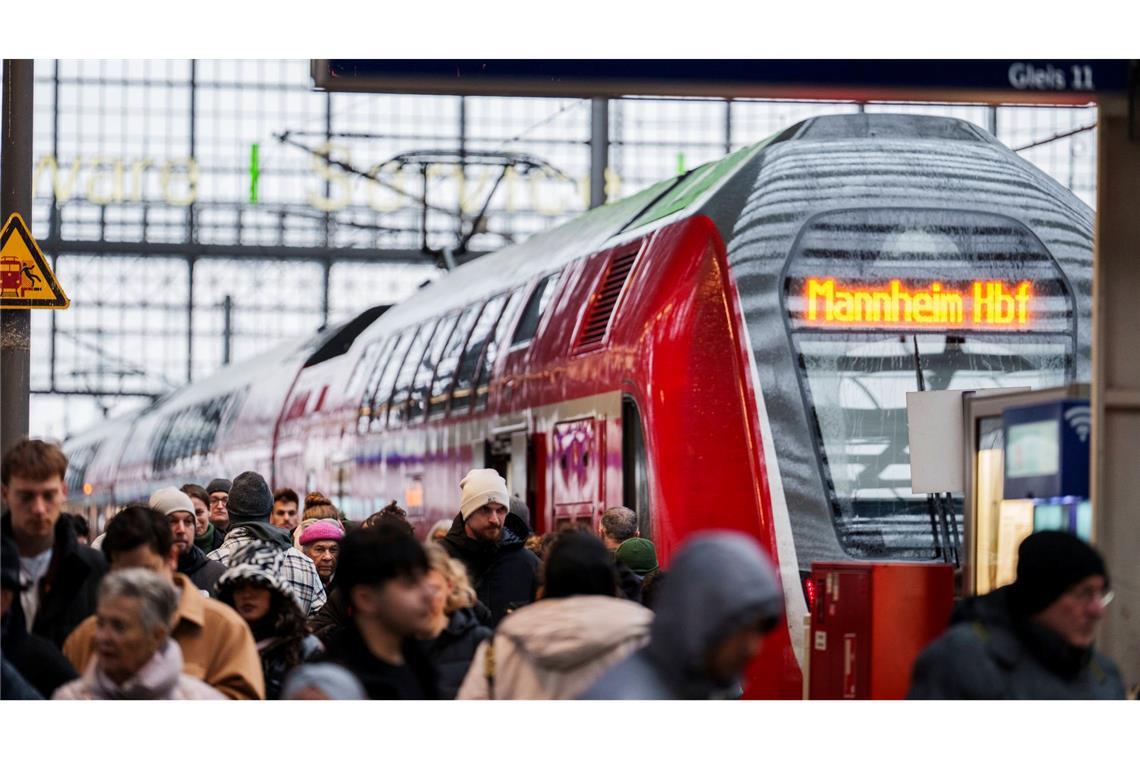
[63,114,1094,698]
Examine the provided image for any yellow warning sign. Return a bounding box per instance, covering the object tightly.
[0,213,69,309]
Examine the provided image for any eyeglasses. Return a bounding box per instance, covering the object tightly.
[209,495,228,504]
[1068,587,1115,606]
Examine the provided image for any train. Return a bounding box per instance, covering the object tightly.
[61,113,1094,698]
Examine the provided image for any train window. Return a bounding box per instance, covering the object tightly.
[407,313,459,424]
[65,443,100,496]
[451,293,510,413]
[388,320,441,426]
[474,289,529,410]
[148,392,240,475]
[622,395,652,541]
[346,337,390,413]
[795,334,1070,559]
[367,330,415,430]
[481,289,533,410]
[427,303,482,416]
[510,272,561,348]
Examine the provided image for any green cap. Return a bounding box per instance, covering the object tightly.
[615,537,659,576]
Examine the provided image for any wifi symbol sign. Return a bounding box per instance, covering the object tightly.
[1064,406,1091,443]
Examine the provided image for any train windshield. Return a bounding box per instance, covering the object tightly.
[793,332,1070,558]
[782,207,1078,560]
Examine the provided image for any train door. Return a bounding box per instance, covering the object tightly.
[621,396,652,540]
[484,428,545,531]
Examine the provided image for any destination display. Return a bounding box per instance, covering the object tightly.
[799,278,1033,329]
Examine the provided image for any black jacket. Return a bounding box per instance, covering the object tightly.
[908,586,1125,699]
[321,624,439,700]
[614,558,644,605]
[1,605,78,698]
[1,512,107,649]
[440,512,540,627]
[309,581,348,644]
[260,634,323,700]
[420,606,493,699]
[177,544,226,597]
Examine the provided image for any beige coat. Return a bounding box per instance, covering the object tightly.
[62,573,265,700]
[457,595,652,700]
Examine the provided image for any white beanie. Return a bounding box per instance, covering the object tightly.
[149,487,194,517]
[459,468,510,521]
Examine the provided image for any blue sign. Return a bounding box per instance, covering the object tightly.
[1003,399,1090,500]
[313,60,1134,103]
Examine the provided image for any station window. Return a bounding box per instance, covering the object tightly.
[451,293,510,413]
[388,320,440,427]
[510,271,561,348]
[407,313,459,424]
[367,330,415,431]
[427,303,482,416]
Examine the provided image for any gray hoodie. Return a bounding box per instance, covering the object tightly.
[581,531,785,699]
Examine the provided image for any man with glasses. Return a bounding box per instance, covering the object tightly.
[909,531,1125,699]
[206,478,232,538]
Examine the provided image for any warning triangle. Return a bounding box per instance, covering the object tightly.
[0,213,69,309]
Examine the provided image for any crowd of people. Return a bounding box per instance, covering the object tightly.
[0,437,1128,700]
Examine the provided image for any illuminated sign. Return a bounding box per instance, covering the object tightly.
[803,278,1032,328]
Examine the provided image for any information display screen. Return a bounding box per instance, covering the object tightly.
[1006,420,1060,478]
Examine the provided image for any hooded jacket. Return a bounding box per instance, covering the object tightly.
[421,606,493,699]
[441,512,539,626]
[457,595,653,700]
[907,586,1125,699]
[1,512,108,649]
[581,532,785,700]
[53,638,224,700]
[177,544,226,597]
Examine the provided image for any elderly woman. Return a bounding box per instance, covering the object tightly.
[53,569,223,700]
[420,543,493,699]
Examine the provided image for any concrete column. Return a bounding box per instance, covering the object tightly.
[1091,93,1140,691]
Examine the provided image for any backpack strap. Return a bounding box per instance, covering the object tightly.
[483,636,496,700]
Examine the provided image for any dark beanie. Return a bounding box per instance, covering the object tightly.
[1010,531,1108,617]
[206,478,232,495]
[226,471,273,523]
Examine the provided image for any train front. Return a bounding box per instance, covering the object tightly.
[720,113,1093,688]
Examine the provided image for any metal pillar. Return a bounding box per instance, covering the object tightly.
[724,99,733,155]
[320,260,331,329]
[987,105,998,136]
[590,97,609,209]
[187,60,197,245]
[1091,93,1140,691]
[186,258,195,383]
[1,59,34,455]
[221,295,233,365]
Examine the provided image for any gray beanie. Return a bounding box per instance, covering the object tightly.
[226,471,273,522]
[281,663,366,700]
[206,478,232,495]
